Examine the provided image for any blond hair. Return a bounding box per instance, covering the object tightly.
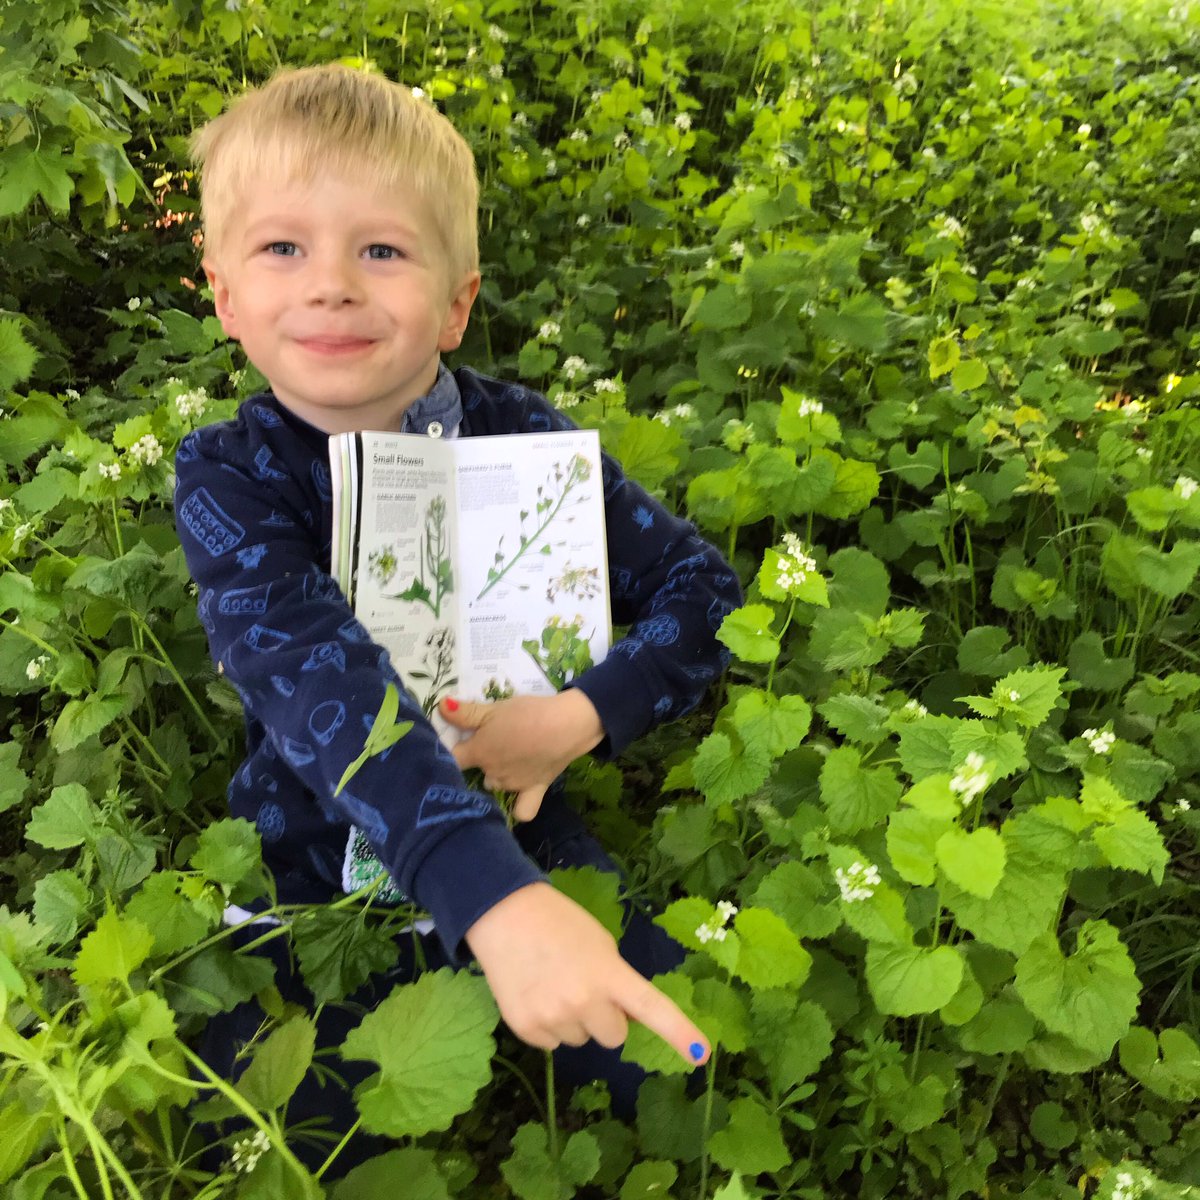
[190,64,479,285]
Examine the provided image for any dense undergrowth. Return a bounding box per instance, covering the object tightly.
[1,0,1199,1196]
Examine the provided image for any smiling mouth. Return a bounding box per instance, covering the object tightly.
[296,336,377,354]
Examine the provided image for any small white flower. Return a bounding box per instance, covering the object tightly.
[614,131,631,150]
[921,146,938,160]
[902,698,929,718]
[488,22,508,41]
[695,924,713,943]
[537,320,561,342]
[1077,122,1091,137]
[576,214,591,228]
[729,239,745,259]
[950,752,990,806]
[12,521,33,548]
[672,403,695,420]
[98,461,122,480]
[410,86,426,100]
[835,861,882,903]
[488,63,504,81]
[594,377,621,394]
[716,900,738,924]
[562,356,589,381]
[127,296,142,311]
[0,498,12,512]
[704,255,717,270]
[794,396,823,418]
[65,387,80,399]
[26,655,49,681]
[230,1129,271,1174]
[544,157,558,176]
[568,128,587,142]
[674,112,692,131]
[1175,475,1198,500]
[932,214,966,241]
[127,434,163,467]
[1176,798,1192,814]
[1082,727,1116,755]
[1007,689,1021,702]
[512,111,529,128]
[175,387,209,420]
[554,391,581,410]
[638,107,655,126]
[1135,446,1152,462]
[721,418,755,452]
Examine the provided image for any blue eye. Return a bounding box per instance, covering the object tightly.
[267,242,297,256]
[367,244,401,260]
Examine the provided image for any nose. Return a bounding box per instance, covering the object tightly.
[303,252,362,306]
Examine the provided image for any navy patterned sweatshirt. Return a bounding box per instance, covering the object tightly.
[174,365,742,960]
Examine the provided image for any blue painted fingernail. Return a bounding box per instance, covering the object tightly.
[689,1042,705,1061]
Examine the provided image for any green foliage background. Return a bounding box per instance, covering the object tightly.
[1,0,1199,1197]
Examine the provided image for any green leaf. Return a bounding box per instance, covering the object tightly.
[826,547,890,617]
[1092,809,1169,884]
[732,907,811,989]
[811,292,892,353]
[73,908,155,988]
[623,972,707,1076]
[190,818,261,890]
[238,1015,317,1111]
[820,747,902,835]
[125,871,216,956]
[550,866,623,941]
[957,992,1038,1054]
[620,1161,678,1200]
[1119,1027,1200,1102]
[614,416,684,492]
[749,860,840,940]
[989,665,1066,727]
[716,604,780,663]
[956,626,1029,677]
[928,334,961,379]
[950,357,988,392]
[0,144,74,216]
[1014,920,1139,1056]
[692,731,772,806]
[1067,632,1134,692]
[732,689,812,757]
[896,716,962,779]
[32,869,91,944]
[887,809,951,886]
[1101,533,1200,601]
[936,827,1005,898]
[866,943,965,1016]
[750,993,833,1091]
[293,907,400,1005]
[818,694,889,744]
[636,1075,725,1165]
[341,968,497,1138]
[708,1097,790,1176]
[24,783,100,849]
[1029,1102,1077,1151]
[330,1148,452,1200]
[815,452,881,519]
[0,320,38,393]
[51,694,130,752]
[501,1123,600,1200]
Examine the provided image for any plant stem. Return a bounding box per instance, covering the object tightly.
[697,1047,718,1200]
[314,1116,363,1180]
[545,1051,559,1162]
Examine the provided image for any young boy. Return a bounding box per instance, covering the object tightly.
[176,63,742,1158]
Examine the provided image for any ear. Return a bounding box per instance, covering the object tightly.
[202,259,241,341]
[438,271,481,353]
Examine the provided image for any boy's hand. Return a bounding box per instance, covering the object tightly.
[441,692,604,822]
[464,882,710,1064]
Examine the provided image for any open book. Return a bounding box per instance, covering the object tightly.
[328,428,612,738]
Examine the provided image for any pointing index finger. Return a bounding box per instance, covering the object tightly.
[615,967,710,1066]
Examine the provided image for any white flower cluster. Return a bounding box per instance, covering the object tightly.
[488,64,503,81]
[729,239,746,259]
[569,128,587,142]
[835,861,881,903]
[614,131,631,150]
[674,112,692,131]
[775,533,819,595]
[950,752,990,806]
[721,418,755,452]
[1007,688,1021,702]
[1135,446,1152,462]
[593,377,622,394]
[901,698,928,718]
[127,296,143,311]
[26,655,49,681]
[554,391,581,410]
[1174,798,1192,814]
[127,434,164,467]
[654,403,696,426]
[1082,727,1116,755]
[537,320,561,342]
[230,1130,271,1174]
[488,22,508,41]
[932,213,966,242]
[562,355,589,381]
[1175,475,1198,500]
[175,386,209,420]
[695,900,738,943]
[793,396,824,418]
[1112,1169,1146,1200]
[98,462,122,481]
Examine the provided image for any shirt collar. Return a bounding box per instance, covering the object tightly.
[401,363,463,437]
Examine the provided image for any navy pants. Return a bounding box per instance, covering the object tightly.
[194,796,683,1176]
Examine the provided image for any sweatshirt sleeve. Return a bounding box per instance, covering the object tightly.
[174,423,543,960]
[504,390,744,757]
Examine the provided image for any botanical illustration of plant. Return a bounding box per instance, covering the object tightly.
[408,626,457,716]
[522,614,595,690]
[482,676,516,702]
[372,495,453,618]
[477,455,592,600]
[545,561,601,603]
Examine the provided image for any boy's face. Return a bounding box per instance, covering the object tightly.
[202,171,479,433]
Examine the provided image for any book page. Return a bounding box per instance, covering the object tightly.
[343,435,461,723]
[451,431,610,704]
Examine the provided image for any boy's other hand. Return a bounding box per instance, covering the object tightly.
[441,692,604,823]
[464,882,710,1066]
